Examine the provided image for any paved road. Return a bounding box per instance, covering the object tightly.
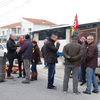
[0,63,100,100]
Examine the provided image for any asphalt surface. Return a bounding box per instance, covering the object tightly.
[0,62,100,100]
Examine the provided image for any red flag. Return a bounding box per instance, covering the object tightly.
[73,14,78,29]
[71,14,78,32]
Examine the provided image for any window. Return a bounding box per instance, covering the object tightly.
[2,31,5,35]
[36,27,66,40]
[28,28,32,32]
[12,28,16,34]
[18,28,21,34]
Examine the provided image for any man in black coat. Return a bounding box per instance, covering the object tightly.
[6,34,17,79]
[45,33,60,89]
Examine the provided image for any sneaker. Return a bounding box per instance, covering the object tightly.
[92,90,99,93]
[83,91,91,95]
[22,80,30,84]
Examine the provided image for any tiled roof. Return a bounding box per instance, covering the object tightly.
[0,18,56,28]
[23,18,56,25]
[1,22,21,28]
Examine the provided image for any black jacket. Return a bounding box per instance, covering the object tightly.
[32,45,41,64]
[6,38,17,60]
[45,38,60,64]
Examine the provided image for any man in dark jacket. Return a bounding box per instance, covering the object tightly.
[6,34,17,79]
[45,33,60,89]
[16,34,33,84]
[63,36,82,94]
[83,35,98,94]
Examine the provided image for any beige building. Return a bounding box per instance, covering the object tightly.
[0,18,55,42]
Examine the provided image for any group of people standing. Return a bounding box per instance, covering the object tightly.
[63,34,99,94]
[6,32,99,95]
[6,34,40,83]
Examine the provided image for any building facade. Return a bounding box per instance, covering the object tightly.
[0,18,55,42]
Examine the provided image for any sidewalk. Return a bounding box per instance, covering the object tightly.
[38,58,64,80]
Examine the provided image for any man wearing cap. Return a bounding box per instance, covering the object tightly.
[63,36,82,94]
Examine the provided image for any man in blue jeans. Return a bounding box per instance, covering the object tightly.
[45,33,60,89]
[83,34,99,94]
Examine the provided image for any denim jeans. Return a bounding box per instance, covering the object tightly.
[31,62,37,73]
[81,65,86,82]
[47,63,55,87]
[86,67,98,93]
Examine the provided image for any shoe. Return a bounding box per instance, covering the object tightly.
[63,91,68,93]
[0,80,6,82]
[80,82,86,86]
[92,90,99,93]
[73,91,81,95]
[47,86,57,90]
[52,85,56,88]
[83,91,91,95]
[22,80,30,84]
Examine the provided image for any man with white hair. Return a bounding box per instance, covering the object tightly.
[6,34,17,79]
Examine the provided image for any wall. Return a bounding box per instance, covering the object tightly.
[21,19,34,34]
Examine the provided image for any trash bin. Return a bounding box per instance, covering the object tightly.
[0,55,6,82]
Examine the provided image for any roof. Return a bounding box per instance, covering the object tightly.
[32,24,70,33]
[32,21,100,33]
[23,17,56,26]
[1,22,21,28]
[0,18,56,28]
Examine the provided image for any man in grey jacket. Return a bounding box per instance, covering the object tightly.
[63,36,82,94]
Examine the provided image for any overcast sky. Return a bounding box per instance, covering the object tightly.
[0,0,100,26]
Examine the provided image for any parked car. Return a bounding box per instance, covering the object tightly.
[0,43,7,57]
[0,43,19,73]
